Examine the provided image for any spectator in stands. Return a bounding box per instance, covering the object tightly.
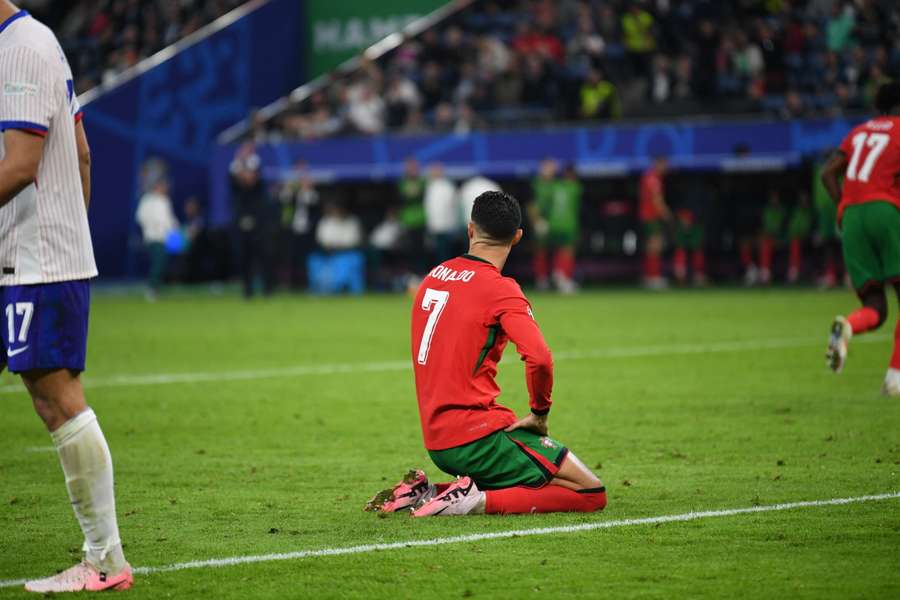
[230,142,276,298]
[511,21,563,64]
[567,10,606,77]
[694,19,720,100]
[385,72,422,129]
[621,3,656,77]
[136,179,178,301]
[826,1,855,53]
[279,162,320,289]
[29,0,246,94]
[424,163,460,265]
[649,54,671,104]
[580,68,620,120]
[347,80,386,135]
[639,156,671,290]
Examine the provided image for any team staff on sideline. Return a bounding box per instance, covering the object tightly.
[0,1,132,592]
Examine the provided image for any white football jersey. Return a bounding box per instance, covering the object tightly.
[0,10,97,285]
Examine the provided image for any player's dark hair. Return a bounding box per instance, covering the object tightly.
[874,81,900,115]
[471,191,522,242]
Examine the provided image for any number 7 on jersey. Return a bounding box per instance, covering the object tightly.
[417,288,450,365]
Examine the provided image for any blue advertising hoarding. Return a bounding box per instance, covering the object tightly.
[209,116,862,227]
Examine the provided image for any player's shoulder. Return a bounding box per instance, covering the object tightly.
[0,12,61,65]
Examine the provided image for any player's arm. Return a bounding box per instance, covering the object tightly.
[653,186,671,221]
[496,297,554,433]
[821,149,848,205]
[75,119,91,209]
[0,129,44,208]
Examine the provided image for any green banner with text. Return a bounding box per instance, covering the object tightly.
[305,0,448,77]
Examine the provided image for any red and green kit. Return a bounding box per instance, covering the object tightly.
[837,117,900,291]
[411,255,566,489]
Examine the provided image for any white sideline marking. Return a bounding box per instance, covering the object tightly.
[1,491,897,588]
[0,334,888,395]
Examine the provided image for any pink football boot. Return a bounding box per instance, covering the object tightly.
[412,477,485,517]
[25,562,133,593]
[365,469,430,513]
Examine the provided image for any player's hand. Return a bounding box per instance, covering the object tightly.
[505,412,548,436]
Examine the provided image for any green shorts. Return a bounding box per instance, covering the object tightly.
[841,201,900,292]
[675,224,704,250]
[428,428,569,490]
[643,220,664,237]
[816,203,838,241]
[535,231,577,248]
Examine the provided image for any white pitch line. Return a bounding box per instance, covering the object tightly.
[0,334,889,395]
[1,491,897,589]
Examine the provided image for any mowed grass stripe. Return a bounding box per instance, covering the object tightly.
[0,334,889,394]
[1,491,897,588]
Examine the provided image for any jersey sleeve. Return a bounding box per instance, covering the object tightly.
[838,129,854,156]
[490,280,554,414]
[0,47,56,136]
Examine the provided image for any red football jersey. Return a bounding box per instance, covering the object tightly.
[411,255,553,451]
[639,168,664,222]
[837,116,900,220]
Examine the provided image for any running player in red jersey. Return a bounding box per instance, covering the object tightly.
[822,82,900,396]
[365,191,606,516]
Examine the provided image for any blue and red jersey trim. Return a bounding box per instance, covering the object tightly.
[0,120,48,136]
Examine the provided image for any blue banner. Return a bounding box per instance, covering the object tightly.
[210,116,863,226]
[83,0,304,279]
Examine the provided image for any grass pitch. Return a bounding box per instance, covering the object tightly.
[1,288,899,598]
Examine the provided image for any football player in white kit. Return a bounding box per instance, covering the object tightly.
[0,2,132,592]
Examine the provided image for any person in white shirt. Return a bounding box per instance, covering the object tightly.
[0,2,132,592]
[136,179,178,299]
[316,202,362,252]
[459,174,501,226]
[424,163,460,264]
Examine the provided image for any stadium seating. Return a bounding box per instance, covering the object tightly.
[24,0,247,94]
[257,0,900,141]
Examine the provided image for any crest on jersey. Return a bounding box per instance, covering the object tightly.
[540,437,556,449]
[3,82,37,97]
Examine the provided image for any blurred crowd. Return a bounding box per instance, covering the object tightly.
[22,0,246,94]
[256,0,900,141]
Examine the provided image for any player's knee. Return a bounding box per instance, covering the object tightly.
[576,487,607,512]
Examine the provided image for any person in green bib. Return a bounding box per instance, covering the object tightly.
[398,157,427,274]
[786,192,813,284]
[759,190,785,285]
[529,160,582,293]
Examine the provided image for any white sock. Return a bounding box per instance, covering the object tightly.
[51,408,127,574]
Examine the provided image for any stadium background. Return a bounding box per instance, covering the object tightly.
[22,0,898,291]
